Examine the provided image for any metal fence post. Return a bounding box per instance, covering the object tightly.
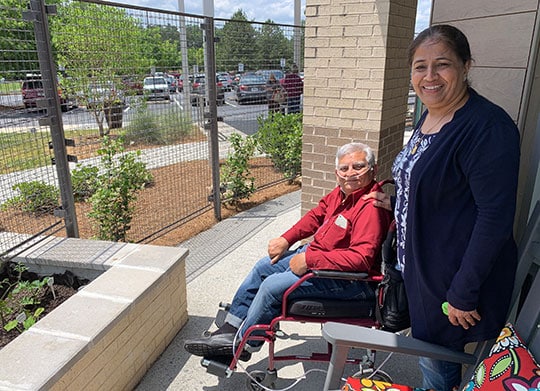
[201,17,221,221]
[24,0,79,237]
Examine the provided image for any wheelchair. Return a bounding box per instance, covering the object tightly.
[200,182,398,390]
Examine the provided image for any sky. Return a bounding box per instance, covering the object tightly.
[111,0,432,32]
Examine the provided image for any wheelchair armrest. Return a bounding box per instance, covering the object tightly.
[322,322,477,364]
[309,270,370,281]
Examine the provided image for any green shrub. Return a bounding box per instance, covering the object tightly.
[1,181,59,215]
[254,113,303,180]
[124,104,194,145]
[71,164,99,202]
[88,135,153,242]
[220,133,256,204]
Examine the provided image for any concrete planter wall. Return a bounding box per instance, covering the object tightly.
[0,237,188,391]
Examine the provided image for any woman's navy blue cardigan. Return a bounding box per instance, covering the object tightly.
[400,89,520,349]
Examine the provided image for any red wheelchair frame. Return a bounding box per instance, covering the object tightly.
[200,271,387,389]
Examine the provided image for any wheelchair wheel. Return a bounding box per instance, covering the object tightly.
[246,369,276,390]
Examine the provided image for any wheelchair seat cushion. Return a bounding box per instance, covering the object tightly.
[287,298,375,318]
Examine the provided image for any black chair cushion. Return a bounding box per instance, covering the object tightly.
[287,298,375,318]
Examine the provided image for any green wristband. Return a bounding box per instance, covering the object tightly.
[442,301,449,316]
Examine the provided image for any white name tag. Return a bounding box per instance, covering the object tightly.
[335,214,347,229]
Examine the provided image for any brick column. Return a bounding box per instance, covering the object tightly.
[301,0,417,213]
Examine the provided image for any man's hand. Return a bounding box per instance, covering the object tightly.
[268,236,289,264]
[289,252,308,276]
[362,191,392,211]
[447,302,481,330]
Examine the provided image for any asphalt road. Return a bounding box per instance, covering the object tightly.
[0,90,271,136]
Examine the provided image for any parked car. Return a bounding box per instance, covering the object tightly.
[217,73,233,91]
[143,76,170,100]
[232,73,242,87]
[177,75,184,92]
[190,74,225,106]
[175,74,184,92]
[21,79,44,110]
[235,74,268,105]
[165,75,177,93]
[255,69,285,82]
[22,77,75,112]
[85,80,125,109]
[121,77,143,95]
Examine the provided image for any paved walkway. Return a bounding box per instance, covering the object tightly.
[134,191,422,390]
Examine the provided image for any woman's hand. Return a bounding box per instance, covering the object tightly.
[268,236,289,264]
[447,302,481,330]
[362,191,392,211]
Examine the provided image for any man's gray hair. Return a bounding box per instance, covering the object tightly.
[335,143,375,168]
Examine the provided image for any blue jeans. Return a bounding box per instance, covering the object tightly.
[224,244,374,339]
[287,96,301,113]
[419,356,462,391]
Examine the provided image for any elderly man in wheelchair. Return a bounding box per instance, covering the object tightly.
[184,142,393,384]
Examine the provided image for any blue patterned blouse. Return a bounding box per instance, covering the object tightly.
[392,126,437,272]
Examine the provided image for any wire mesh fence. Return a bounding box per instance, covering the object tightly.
[0,0,304,255]
[0,1,65,256]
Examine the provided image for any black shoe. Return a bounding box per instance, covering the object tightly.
[184,333,251,361]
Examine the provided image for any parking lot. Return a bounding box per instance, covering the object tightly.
[0,88,276,136]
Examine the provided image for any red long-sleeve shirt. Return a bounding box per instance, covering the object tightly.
[281,180,392,275]
[281,73,303,97]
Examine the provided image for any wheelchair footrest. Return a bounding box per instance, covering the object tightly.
[215,308,229,328]
[201,357,234,378]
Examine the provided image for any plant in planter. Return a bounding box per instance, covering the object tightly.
[103,90,125,130]
[0,263,86,348]
[0,263,49,333]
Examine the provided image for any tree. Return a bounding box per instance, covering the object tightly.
[0,0,62,79]
[256,21,292,70]
[143,25,181,72]
[186,24,203,49]
[215,10,258,72]
[188,47,204,72]
[157,24,181,50]
[51,2,150,136]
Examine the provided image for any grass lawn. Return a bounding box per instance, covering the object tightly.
[0,81,21,95]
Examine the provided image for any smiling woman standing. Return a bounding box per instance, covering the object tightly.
[364,25,521,390]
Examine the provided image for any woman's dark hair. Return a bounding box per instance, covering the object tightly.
[407,24,472,66]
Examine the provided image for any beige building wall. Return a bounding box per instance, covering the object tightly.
[430,0,540,239]
[301,0,418,213]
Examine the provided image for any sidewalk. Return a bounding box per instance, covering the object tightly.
[134,190,422,390]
